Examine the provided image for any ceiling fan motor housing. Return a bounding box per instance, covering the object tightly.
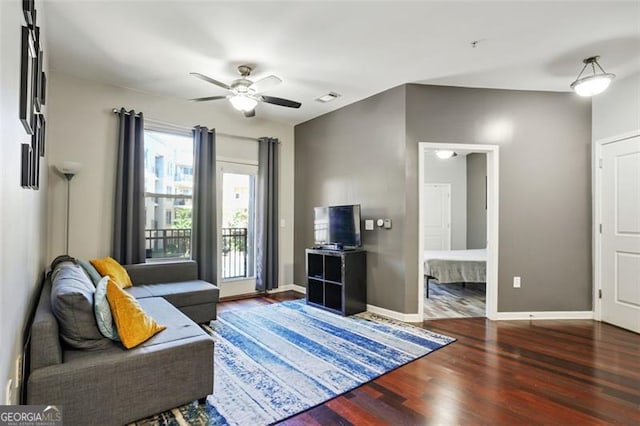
[231,78,253,94]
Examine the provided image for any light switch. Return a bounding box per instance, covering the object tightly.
[365,219,374,230]
[280,219,286,228]
[383,219,392,229]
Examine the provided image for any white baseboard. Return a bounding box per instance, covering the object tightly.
[366,304,422,323]
[494,311,594,320]
[267,284,306,295]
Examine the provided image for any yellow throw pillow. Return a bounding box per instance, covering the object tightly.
[90,256,133,289]
[106,280,166,349]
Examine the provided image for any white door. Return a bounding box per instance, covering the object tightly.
[601,135,640,333]
[424,184,451,250]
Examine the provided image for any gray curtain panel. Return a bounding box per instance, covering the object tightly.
[256,137,279,291]
[192,126,217,283]
[113,108,146,265]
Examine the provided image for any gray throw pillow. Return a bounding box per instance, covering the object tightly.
[50,262,112,350]
[77,259,103,286]
[94,276,120,341]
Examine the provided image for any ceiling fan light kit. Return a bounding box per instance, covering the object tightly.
[229,95,258,112]
[570,56,615,97]
[189,65,301,117]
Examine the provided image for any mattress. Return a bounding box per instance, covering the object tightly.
[424,249,487,284]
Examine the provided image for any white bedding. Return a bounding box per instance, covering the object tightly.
[424,249,487,284]
[424,249,487,263]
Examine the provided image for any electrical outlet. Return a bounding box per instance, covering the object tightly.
[513,276,521,288]
[5,379,13,405]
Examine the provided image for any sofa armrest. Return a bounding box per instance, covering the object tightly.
[30,281,62,372]
[125,260,199,285]
[27,335,214,425]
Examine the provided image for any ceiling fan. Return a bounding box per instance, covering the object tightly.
[189,65,302,117]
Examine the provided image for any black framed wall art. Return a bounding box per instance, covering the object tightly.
[19,26,36,134]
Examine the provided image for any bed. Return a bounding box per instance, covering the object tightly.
[424,249,487,297]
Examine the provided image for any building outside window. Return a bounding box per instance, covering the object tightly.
[144,129,193,259]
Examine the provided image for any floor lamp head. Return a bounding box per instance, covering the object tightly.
[56,161,82,180]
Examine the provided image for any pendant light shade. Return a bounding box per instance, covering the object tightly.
[435,150,458,159]
[570,56,615,97]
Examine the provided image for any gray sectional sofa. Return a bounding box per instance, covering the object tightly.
[27,260,219,425]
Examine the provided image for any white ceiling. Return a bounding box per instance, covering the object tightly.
[43,1,640,125]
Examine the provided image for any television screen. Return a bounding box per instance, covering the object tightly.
[314,205,362,248]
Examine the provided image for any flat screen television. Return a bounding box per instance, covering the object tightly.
[314,204,362,249]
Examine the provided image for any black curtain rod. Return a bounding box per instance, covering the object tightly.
[111,108,265,142]
[112,108,140,116]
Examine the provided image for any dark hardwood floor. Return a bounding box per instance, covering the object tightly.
[220,292,640,425]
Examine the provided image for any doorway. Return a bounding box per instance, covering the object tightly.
[594,132,640,333]
[418,143,499,320]
[217,161,259,298]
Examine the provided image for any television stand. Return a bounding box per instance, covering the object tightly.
[305,248,366,316]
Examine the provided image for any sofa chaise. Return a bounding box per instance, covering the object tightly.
[26,260,219,425]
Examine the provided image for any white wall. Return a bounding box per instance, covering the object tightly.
[592,71,640,141]
[423,151,467,249]
[46,72,295,286]
[0,0,49,404]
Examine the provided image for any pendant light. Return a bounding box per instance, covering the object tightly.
[570,56,615,97]
[435,150,458,159]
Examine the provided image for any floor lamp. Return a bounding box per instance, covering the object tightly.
[56,161,82,255]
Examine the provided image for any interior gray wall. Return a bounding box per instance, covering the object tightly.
[1,1,50,404]
[423,152,467,249]
[592,72,640,141]
[466,153,487,249]
[295,83,592,314]
[294,86,407,312]
[405,84,592,313]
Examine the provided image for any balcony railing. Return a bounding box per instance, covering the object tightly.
[145,227,248,280]
[221,227,248,279]
[145,228,191,259]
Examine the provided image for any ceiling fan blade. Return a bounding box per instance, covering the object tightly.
[260,95,301,109]
[249,75,282,93]
[190,72,231,90]
[188,96,228,102]
[244,109,256,118]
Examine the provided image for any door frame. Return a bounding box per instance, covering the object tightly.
[418,142,500,320]
[592,129,640,321]
[423,183,452,250]
[216,160,259,298]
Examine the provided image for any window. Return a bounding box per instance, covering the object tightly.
[144,130,193,260]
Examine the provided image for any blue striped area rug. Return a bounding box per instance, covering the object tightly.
[135,299,454,425]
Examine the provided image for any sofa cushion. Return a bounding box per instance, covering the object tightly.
[94,276,120,341]
[132,280,219,307]
[106,281,166,349]
[50,262,112,350]
[91,256,133,289]
[124,285,154,299]
[63,297,209,362]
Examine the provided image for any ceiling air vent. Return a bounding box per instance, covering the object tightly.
[315,92,341,103]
